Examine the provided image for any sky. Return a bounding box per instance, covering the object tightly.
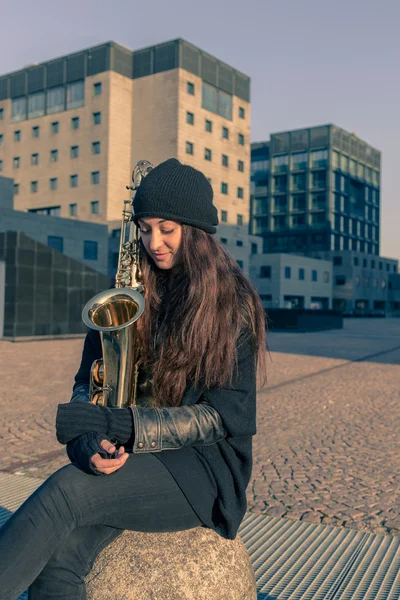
[1,0,399,261]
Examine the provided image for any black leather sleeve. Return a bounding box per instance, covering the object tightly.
[128,402,227,453]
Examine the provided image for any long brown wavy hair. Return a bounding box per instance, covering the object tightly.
[136,225,268,407]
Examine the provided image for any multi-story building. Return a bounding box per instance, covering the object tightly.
[0,39,251,270]
[250,125,381,257]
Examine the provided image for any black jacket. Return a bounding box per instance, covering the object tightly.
[71,327,257,539]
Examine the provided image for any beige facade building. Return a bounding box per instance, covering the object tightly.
[0,39,251,269]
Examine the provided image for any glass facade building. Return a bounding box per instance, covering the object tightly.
[250,125,381,257]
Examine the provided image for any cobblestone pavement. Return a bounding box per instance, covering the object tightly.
[0,319,399,537]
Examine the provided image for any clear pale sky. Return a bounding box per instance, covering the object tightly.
[1,0,399,261]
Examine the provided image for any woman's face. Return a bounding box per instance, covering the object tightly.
[138,218,183,271]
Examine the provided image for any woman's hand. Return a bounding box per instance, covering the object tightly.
[90,441,129,475]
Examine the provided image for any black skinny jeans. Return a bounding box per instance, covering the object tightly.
[0,453,208,600]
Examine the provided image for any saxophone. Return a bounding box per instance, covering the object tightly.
[81,160,153,408]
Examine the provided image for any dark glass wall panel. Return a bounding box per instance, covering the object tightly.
[67,53,86,82]
[202,55,217,86]
[133,49,152,78]
[310,126,329,148]
[272,133,290,154]
[234,73,250,102]
[154,41,178,74]
[0,76,8,100]
[28,66,45,93]
[112,45,133,78]
[181,42,199,75]
[47,59,65,87]
[291,130,309,151]
[218,65,233,94]
[88,45,109,76]
[10,72,26,98]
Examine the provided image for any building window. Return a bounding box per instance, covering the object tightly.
[237,214,243,226]
[84,240,98,260]
[238,160,244,172]
[354,257,359,266]
[69,203,77,216]
[0,107,3,119]
[222,126,229,139]
[70,174,78,187]
[71,117,80,130]
[92,141,101,155]
[311,149,328,168]
[292,152,308,170]
[93,82,102,96]
[46,86,65,114]
[311,170,326,188]
[238,106,245,119]
[11,98,26,122]
[285,266,291,279]
[205,119,212,132]
[13,157,20,169]
[251,243,258,254]
[29,206,60,216]
[48,236,63,253]
[28,91,45,118]
[363,258,367,267]
[238,133,245,146]
[237,260,244,269]
[237,187,244,199]
[186,111,194,125]
[91,200,99,214]
[202,83,232,119]
[50,177,58,190]
[273,154,289,172]
[31,153,39,166]
[222,154,229,167]
[204,148,212,161]
[50,149,58,162]
[323,271,330,283]
[333,256,342,266]
[32,126,40,138]
[371,260,375,269]
[13,183,19,195]
[299,268,305,280]
[91,171,100,184]
[187,81,195,95]
[221,210,228,222]
[14,130,21,142]
[70,145,79,159]
[260,266,271,278]
[336,276,346,285]
[66,80,84,110]
[186,141,194,155]
[221,182,228,194]
[236,240,243,247]
[220,238,228,244]
[31,181,38,193]
[93,111,101,125]
[312,270,318,282]
[51,121,59,134]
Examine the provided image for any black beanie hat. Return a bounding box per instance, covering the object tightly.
[133,158,219,234]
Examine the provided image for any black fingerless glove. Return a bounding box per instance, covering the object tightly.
[67,432,114,476]
[56,402,134,446]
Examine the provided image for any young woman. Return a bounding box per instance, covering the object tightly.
[0,158,267,600]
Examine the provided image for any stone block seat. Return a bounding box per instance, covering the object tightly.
[86,526,257,599]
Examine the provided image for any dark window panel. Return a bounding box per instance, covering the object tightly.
[181,42,199,75]
[112,45,133,78]
[133,49,152,78]
[0,76,8,100]
[10,72,26,98]
[154,41,178,74]
[234,73,250,102]
[28,65,45,93]
[202,55,217,86]
[291,129,309,151]
[46,59,65,87]
[272,133,290,154]
[218,65,233,94]
[87,45,110,76]
[310,126,329,148]
[67,52,85,83]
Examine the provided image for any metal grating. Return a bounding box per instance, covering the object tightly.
[238,513,400,599]
[0,474,399,599]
